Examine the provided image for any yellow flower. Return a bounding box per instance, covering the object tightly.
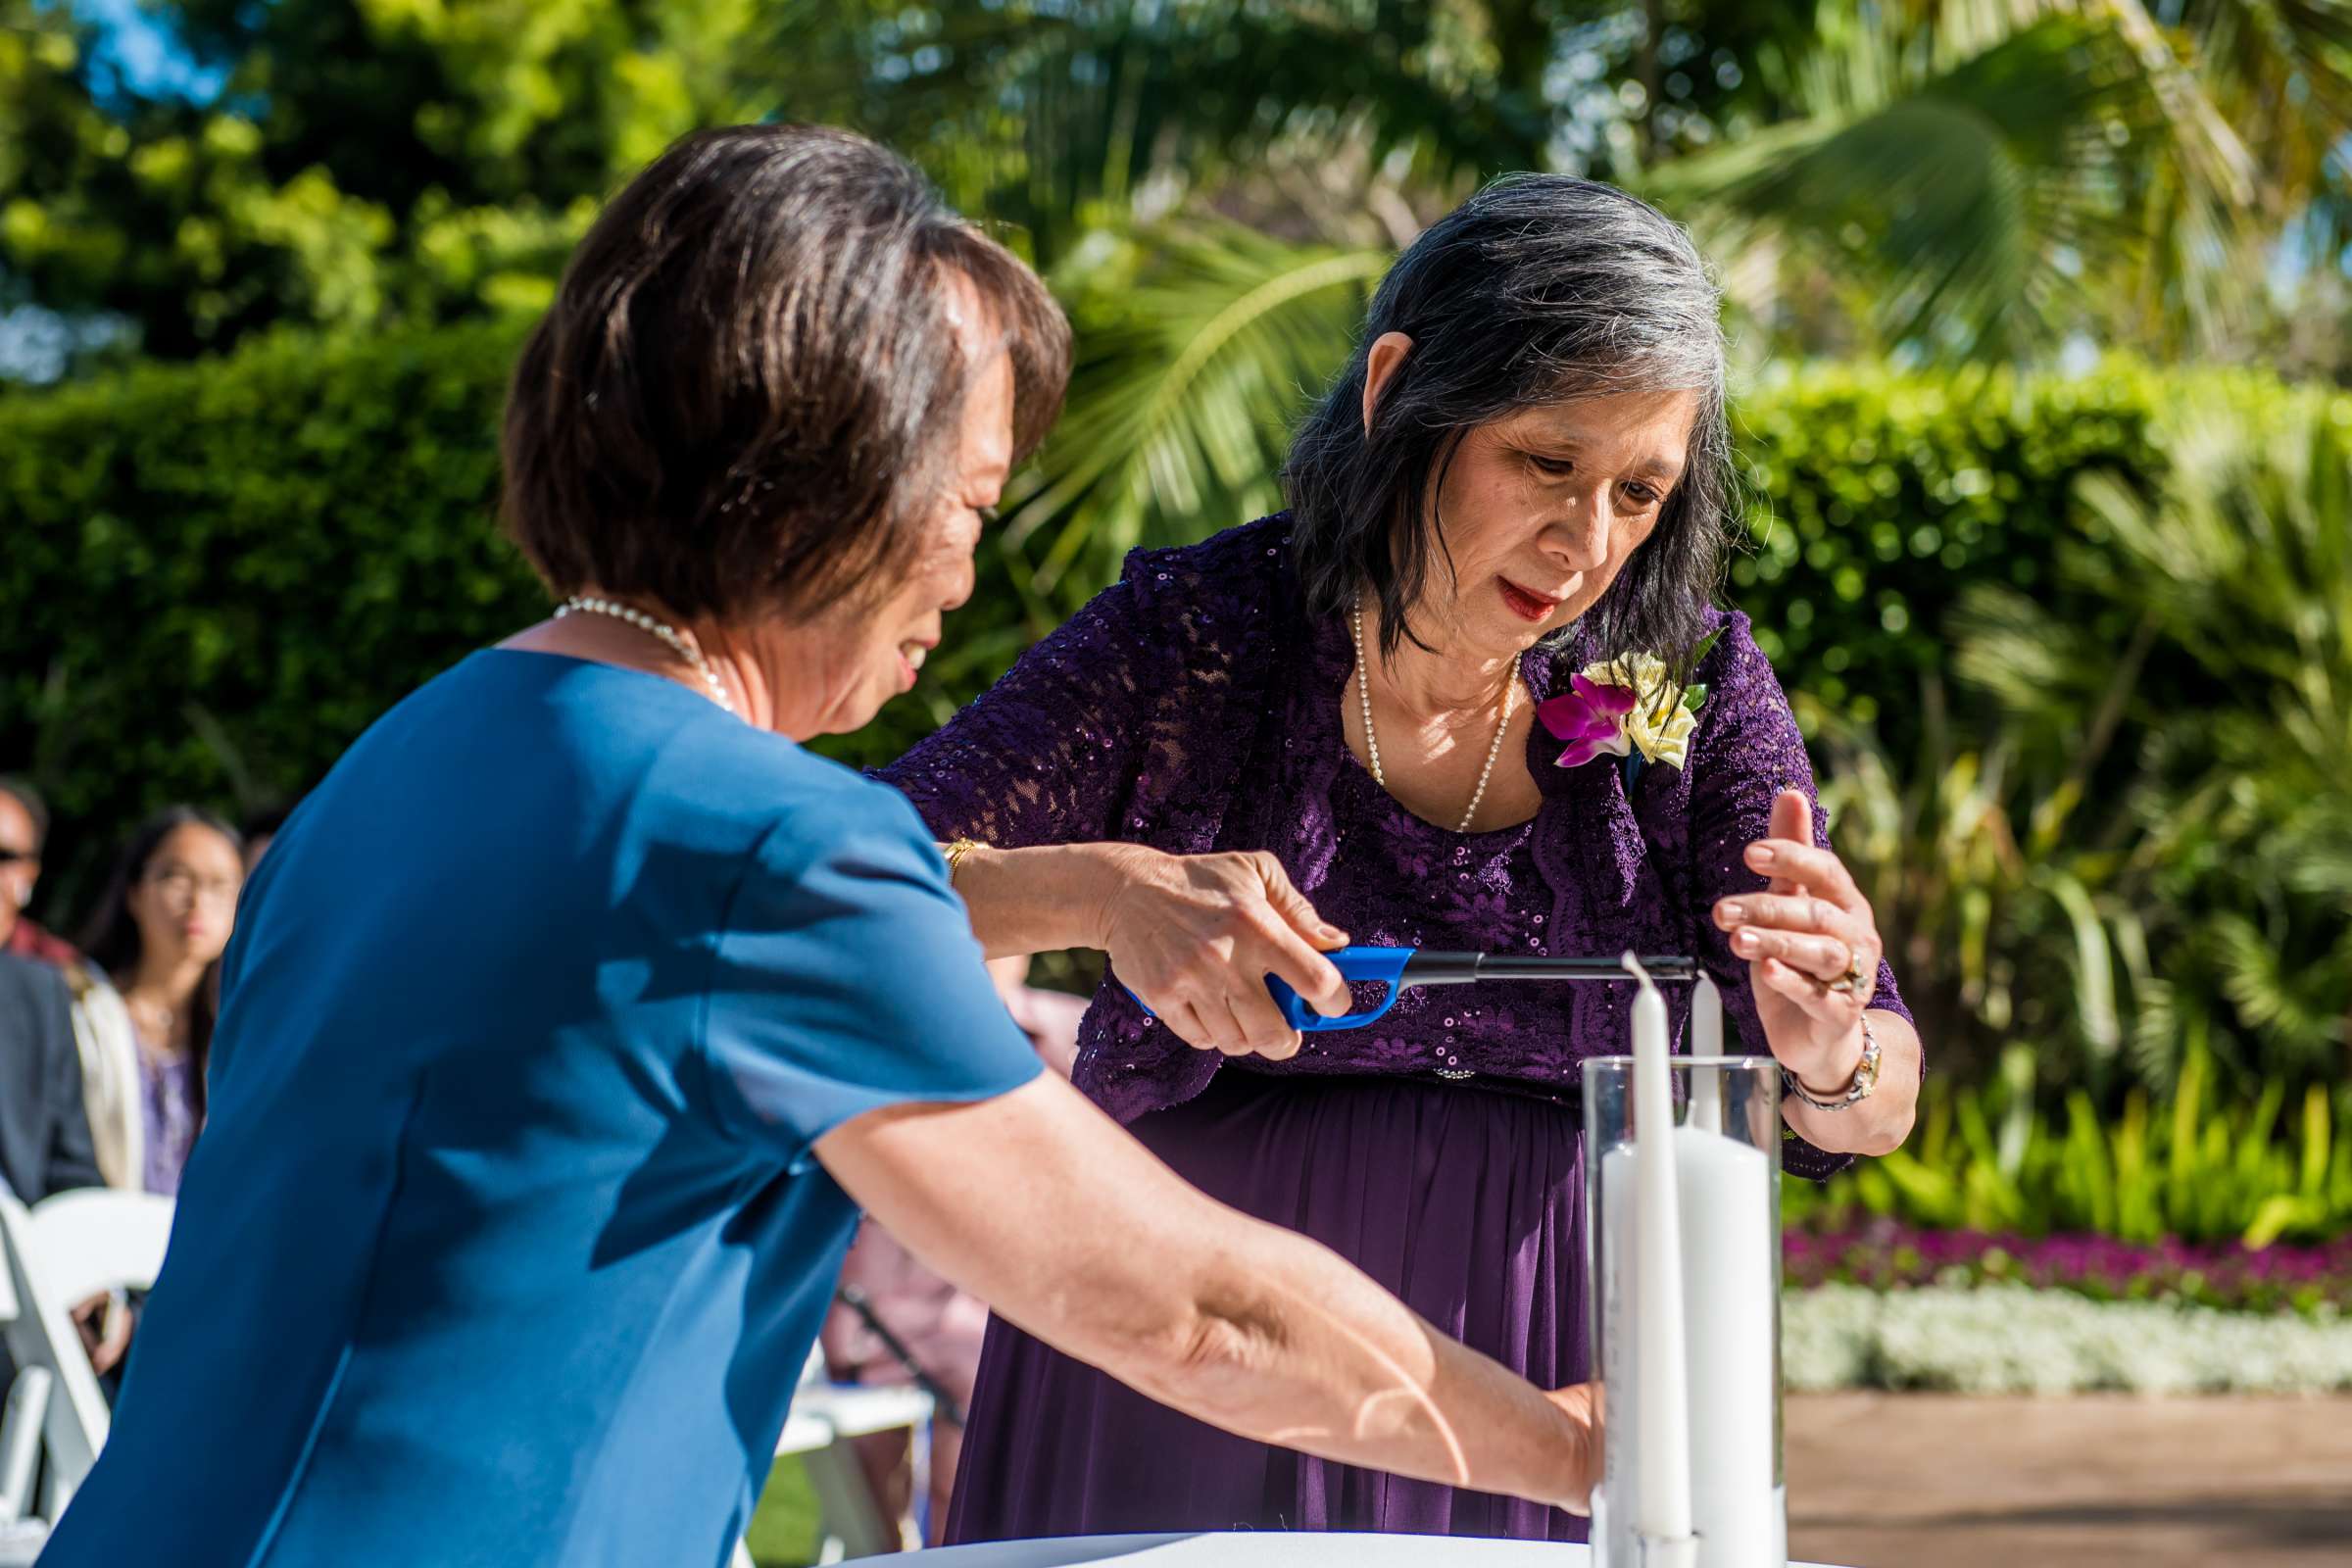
[1583,654,1698,769]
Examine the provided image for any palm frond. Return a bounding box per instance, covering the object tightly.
[788,0,1534,266]
[1004,220,1386,606]
[1948,581,2090,715]
[1657,13,2164,358]
[2210,913,2352,1070]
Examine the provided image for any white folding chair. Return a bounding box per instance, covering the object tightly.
[732,1345,936,1566]
[0,1240,41,1566]
[796,1344,936,1559]
[0,1189,173,1526]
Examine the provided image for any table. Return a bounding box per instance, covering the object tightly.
[906,1534,1845,1566]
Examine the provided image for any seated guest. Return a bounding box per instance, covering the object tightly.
[0,952,103,1203]
[0,777,77,967]
[40,126,1599,1568]
[71,808,244,1197]
[0,951,127,1376]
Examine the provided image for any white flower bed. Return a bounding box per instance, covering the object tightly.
[1784,1283,2352,1395]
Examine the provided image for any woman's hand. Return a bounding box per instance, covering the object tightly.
[1711,787,1883,1095]
[1095,846,1353,1058]
[73,1293,134,1377]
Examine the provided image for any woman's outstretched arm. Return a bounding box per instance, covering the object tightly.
[817,1072,1601,1511]
[948,839,1351,1055]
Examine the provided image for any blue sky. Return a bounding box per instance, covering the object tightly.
[3,6,220,377]
[68,0,227,102]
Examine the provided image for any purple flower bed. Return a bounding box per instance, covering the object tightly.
[1784,1221,2352,1318]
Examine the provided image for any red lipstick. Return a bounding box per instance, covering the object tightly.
[1498,578,1560,622]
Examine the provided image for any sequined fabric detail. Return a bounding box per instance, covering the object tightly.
[875,514,1911,1181]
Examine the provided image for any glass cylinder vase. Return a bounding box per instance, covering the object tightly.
[1583,1054,1785,1568]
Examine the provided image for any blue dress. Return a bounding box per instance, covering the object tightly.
[40,650,1042,1568]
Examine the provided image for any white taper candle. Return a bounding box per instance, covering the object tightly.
[1689,972,1726,1131]
[1692,972,1723,1055]
[1624,952,1694,1551]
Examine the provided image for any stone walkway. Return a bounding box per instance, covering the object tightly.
[1786,1392,2352,1566]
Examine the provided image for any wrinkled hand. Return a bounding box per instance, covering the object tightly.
[1711,787,1883,1094]
[73,1293,133,1377]
[1544,1379,1605,1516]
[1098,847,1351,1058]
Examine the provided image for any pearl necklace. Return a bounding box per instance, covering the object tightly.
[556,596,737,717]
[1349,599,1518,834]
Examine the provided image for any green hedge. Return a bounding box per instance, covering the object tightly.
[0,323,540,911]
[1724,358,2320,726]
[0,321,2306,917]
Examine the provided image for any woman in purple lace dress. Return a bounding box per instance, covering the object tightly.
[879,175,1925,1544]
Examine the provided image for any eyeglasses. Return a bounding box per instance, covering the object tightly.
[144,865,242,906]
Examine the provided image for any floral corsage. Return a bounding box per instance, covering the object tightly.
[1535,631,1718,790]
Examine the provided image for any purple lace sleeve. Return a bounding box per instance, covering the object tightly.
[876,572,1157,848]
[1684,612,1914,1182]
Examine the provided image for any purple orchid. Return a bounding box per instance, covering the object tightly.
[1536,673,1639,768]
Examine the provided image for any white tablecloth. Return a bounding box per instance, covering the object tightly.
[906,1535,1843,1566]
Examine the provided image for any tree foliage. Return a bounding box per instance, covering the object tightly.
[759,0,2352,615]
[0,0,768,362]
[6,2,2348,377]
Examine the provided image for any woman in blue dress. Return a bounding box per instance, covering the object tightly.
[39,125,1603,1568]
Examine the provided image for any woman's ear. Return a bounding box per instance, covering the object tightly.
[1361,331,1414,436]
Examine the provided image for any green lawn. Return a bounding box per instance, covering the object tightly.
[744,1457,823,1567]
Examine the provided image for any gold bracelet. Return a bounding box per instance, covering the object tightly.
[941,838,985,885]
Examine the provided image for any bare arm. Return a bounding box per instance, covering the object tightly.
[814,1072,1599,1510]
[951,840,1353,1057]
[947,839,1131,957]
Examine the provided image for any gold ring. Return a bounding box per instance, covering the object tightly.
[1825,951,1867,996]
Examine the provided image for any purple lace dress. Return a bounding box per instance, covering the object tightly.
[878,515,1908,1544]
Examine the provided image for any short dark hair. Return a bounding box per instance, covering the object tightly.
[0,776,47,849]
[501,124,1071,623]
[1284,174,1733,669]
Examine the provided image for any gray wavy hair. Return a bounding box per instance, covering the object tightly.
[1285,173,1733,672]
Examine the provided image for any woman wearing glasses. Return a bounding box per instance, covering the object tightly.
[71,807,245,1198]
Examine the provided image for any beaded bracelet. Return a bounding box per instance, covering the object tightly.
[1784,1011,1882,1112]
